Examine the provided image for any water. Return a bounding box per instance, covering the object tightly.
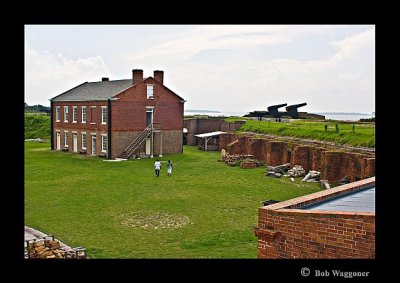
[184,111,245,117]
[322,114,372,121]
[184,111,373,122]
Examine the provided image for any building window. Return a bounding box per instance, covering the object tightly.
[81,132,87,149]
[55,106,60,122]
[147,84,154,99]
[101,106,107,124]
[73,106,78,123]
[81,106,86,123]
[90,106,96,124]
[64,106,69,122]
[101,135,107,152]
[64,131,69,147]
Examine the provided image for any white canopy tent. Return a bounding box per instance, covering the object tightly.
[194,131,226,151]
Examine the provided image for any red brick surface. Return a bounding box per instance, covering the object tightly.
[255,178,375,259]
[220,133,375,182]
[266,141,287,166]
[184,119,244,146]
[52,74,184,158]
[291,146,312,172]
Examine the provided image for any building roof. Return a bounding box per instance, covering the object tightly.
[303,186,375,212]
[194,131,226,138]
[51,79,134,102]
[51,77,185,102]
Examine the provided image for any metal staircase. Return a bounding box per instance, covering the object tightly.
[117,124,153,159]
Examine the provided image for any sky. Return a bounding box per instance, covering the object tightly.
[25,25,375,114]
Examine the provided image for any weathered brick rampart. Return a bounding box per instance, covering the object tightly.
[220,133,375,183]
[254,178,375,259]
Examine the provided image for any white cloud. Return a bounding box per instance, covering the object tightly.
[25,45,113,105]
[25,25,374,113]
[128,25,290,63]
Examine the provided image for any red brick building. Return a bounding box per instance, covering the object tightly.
[254,177,375,259]
[50,69,185,159]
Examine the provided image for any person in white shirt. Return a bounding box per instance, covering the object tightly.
[154,159,161,177]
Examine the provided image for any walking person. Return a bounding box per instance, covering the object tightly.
[167,160,173,176]
[154,159,161,177]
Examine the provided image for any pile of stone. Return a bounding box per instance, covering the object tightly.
[320,180,331,190]
[265,163,291,178]
[287,165,306,177]
[339,177,351,185]
[240,160,258,169]
[220,154,254,166]
[26,237,87,259]
[302,170,321,182]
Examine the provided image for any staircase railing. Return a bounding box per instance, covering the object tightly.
[118,124,152,159]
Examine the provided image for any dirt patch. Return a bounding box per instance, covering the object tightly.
[121,212,192,229]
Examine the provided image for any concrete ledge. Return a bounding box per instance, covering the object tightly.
[261,177,375,212]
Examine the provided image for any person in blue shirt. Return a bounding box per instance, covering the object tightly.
[167,160,173,176]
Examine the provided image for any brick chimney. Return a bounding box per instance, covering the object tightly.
[132,69,143,85]
[102,77,109,81]
[154,70,164,85]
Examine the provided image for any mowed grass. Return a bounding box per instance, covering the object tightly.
[236,119,375,147]
[25,142,321,258]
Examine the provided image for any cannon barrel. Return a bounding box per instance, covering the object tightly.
[267,103,288,110]
[285,103,307,111]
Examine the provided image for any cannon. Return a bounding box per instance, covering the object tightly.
[285,103,307,119]
[267,103,287,121]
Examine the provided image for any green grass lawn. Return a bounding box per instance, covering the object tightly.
[25,142,321,258]
[235,119,375,147]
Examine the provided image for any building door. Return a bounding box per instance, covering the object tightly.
[145,138,151,155]
[56,132,61,150]
[73,133,78,153]
[146,109,153,127]
[91,135,96,155]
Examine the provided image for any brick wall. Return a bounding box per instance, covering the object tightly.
[220,133,237,151]
[184,119,244,146]
[266,141,288,166]
[52,76,184,157]
[255,178,375,259]
[291,146,312,172]
[53,101,108,157]
[361,158,375,179]
[111,130,183,158]
[112,78,184,131]
[220,133,375,183]
[311,147,328,172]
[153,130,183,155]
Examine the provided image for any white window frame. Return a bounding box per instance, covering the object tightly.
[81,132,87,150]
[81,106,86,124]
[64,131,69,147]
[72,106,78,123]
[147,84,154,99]
[91,133,97,156]
[64,106,69,123]
[101,106,107,125]
[56,130,61,150]
[90,106,96,124]
[101,134,107,153]
[55,106,60,122]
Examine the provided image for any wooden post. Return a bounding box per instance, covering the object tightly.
[150,125,154,158]
[159,131,163,157]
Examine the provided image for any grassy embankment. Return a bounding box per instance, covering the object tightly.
[25,113,50,140]
[224,117,375,148]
